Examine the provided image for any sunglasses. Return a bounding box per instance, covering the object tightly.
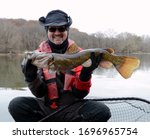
[48,26,67,32]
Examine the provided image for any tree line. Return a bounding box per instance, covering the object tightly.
[0,18,150,54]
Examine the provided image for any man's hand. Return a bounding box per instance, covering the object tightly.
[80,52,102,81]
[21,57,38,82]
[85,52,102,72]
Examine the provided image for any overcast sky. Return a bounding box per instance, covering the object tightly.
[1,0,150,36]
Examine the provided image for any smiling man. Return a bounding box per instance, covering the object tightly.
[8,10,111,122]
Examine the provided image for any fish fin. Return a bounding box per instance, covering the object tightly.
[66,43,80,54]
[105,48,115,54]
[114,56,140,79]
[82,59,92,67]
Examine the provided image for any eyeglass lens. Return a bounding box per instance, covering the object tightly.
[48,26,67,32]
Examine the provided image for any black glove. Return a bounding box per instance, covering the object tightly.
[21,57,38,82]
[80,52,102,81]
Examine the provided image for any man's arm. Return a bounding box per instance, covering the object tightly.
[21,57,47,97]
[72,52,102,98]
[27,75,47,98]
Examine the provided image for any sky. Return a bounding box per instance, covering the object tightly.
[1,0,150,36]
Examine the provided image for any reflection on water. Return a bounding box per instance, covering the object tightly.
[0,55,26,89]
[0,54,150,121]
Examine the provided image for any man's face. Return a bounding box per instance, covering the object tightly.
[47,26,68,45]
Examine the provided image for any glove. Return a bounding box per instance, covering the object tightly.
[80,52,102,81]
[21,57,38,82]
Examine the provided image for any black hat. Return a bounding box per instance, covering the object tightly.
[39,10,72,27]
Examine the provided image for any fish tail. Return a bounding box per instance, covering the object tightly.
[113,56,140,79]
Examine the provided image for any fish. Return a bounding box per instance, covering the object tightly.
[26,48,140,79]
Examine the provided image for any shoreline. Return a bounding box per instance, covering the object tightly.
[0,52,150,55]
[0,52,24,56]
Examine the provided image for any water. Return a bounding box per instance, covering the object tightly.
[0,54,150,121]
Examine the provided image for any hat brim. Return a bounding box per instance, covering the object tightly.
[39,21,68,27]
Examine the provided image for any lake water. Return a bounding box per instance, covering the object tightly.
[0,54,150,121]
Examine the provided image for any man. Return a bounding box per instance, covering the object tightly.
[8,10,111,122]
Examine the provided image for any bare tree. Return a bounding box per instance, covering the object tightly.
[0,18,150,54]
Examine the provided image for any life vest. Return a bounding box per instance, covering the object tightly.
[37,39,82,108]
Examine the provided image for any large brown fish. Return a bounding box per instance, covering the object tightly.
[26,48,140,79]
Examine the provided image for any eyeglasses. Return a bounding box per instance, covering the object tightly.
[48,26,67,32]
